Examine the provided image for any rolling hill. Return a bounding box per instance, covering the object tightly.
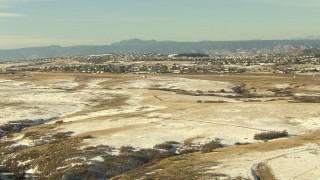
[1,39,320,61]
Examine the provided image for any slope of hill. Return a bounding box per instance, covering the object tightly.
[1,39,320,61]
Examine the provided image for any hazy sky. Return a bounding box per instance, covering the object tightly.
[0,0,319,49]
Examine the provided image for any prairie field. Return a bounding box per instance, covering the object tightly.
[0,72,319,179]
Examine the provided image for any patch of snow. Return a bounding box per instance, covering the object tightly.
[209,143,320,180]
[275,83,290,89]
[63,104,164,123]
[56,163,84,170]
[145,169,162,175]
[90,156,104,162]
[25,165,39,174]
[119,76,232,92]
[12,134,25,141]
[13,138,33,147]
[18,159,33,166]
[86,78,109,89]
[0,77,112,126]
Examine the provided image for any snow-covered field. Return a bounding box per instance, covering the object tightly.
[1,73,319,179]
[1,74,319,147]
[0,77,109,125]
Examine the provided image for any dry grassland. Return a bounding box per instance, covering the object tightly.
[0,72,319,179]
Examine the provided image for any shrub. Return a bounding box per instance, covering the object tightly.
[4,145,29,155]
[256,162,276,180]
[23,131,39,138]
[180,149,198,154]
[165,141,180,144]
[269,87,293,97]
[81,135,94,139]
[7,165,26,180]
[0,130,7,139]
[52,131,73,139]
[254,130,288,140]
[201,138,223,153]
[232,85,247,94]
[234,142,251,146]
[292,96,320,103]
[0,141,14,148]
[133,149,161,161]
[119,146,135,155]
[55,120,64,124]
[154,142,174,151]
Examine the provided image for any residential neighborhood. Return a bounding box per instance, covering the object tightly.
[2,51,319,75]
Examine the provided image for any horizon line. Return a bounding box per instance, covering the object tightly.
[1,38,320,50]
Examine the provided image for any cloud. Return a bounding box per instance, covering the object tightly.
[0,0,28,19]
[0,0,50,5]
[0,0,18,6]
[0,36,95,49]
[242,0,320,7]
[0,12,21,17]
[0,0,52,18]
[0,0,30,4]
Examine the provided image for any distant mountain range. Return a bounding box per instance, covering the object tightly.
[1,39,320,61]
